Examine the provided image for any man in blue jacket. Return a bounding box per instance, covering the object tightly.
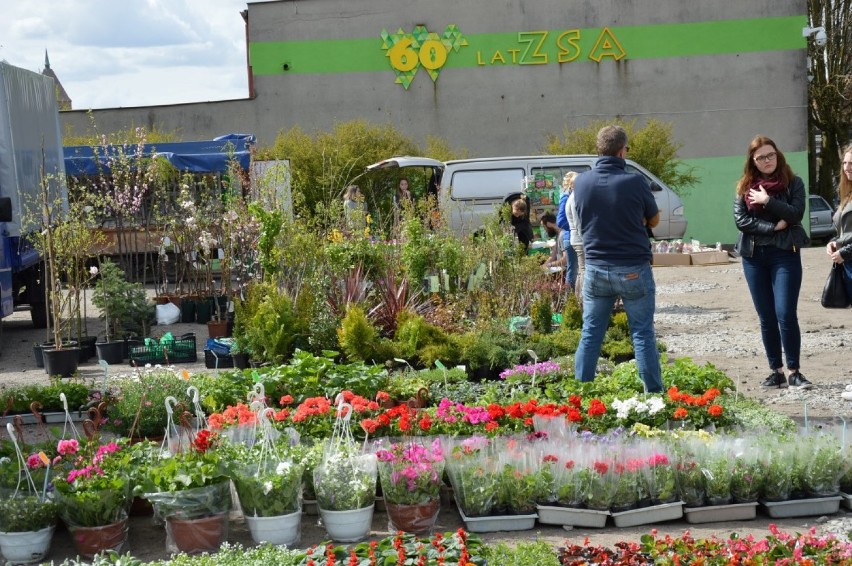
[572,125,662,393]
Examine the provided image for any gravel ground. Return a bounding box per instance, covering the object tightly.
[2,246,852,558]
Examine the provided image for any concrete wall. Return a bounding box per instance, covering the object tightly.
[60,0,810,244]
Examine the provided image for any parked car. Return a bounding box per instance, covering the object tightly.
[366,155,688,239]
[808,194,835,242]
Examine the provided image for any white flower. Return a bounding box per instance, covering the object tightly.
[263,481,273,495]
[646,397,665,415]
[89,266,99,276]
[276,461,291,475]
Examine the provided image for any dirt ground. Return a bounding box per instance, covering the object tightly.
[0,245,851,562]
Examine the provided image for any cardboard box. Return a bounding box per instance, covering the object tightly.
[652,253,691,266]
[689,251,730,265]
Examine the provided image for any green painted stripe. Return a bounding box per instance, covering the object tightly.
[250,15,806,76]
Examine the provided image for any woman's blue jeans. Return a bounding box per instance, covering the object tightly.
[741,245,802,371]
[574,262,663,393]
[563,241,579,291]
[843,262,852,300]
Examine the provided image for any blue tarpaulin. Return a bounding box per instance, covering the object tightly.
[63,133,255,176]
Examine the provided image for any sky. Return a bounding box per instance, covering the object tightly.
[0,0,250,109]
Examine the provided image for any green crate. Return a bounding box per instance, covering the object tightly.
[129,333,197,366]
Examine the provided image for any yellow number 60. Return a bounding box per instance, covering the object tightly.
[389,38,447,72]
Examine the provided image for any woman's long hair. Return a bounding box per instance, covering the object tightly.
[735,135,795,198]
[839,144,852,209]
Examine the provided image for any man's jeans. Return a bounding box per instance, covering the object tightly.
[741,245,802,370]
[574,262,663,393]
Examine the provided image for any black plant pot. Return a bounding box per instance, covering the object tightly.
[43,346,81,378]
[232,352,250,370]
[195,299,212,324]
[96,340,125,365]
[78,335,98,362]
[180,299,197,323]
[33,343,45,368]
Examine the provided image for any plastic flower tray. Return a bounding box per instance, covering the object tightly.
[129,333,197,366]
[841,492,852,510]
[683,501,758,524]
[760,496,841,519]
[456,502,536,533]
[611,501,683,528]
[536,504,609,528]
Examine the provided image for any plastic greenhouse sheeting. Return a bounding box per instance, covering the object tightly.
[63,133,255,176]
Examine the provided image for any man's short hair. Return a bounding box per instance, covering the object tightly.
[597,125,628,157]
[540,212,556,225]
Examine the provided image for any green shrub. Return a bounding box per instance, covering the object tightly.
[393,314,456,367]
[530,297,553,334]
[242,283,305,363]
[543,118,699,196]
[337,304,377,362]
[561,294,583,330]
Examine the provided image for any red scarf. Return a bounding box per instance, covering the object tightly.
[746,176,786,212]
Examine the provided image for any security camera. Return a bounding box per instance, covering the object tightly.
[803,26,827,47]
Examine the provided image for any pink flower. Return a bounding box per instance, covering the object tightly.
[57,439,79,456]
[26,454,42,469]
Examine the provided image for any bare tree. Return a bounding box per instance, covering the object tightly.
[807,0,852,201]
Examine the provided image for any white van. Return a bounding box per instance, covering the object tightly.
[366,155,688,239]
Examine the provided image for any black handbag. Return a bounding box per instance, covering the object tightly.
[821,263,851,309]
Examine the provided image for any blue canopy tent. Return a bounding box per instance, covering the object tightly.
[63,133,255,176]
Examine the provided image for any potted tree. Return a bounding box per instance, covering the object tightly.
[27,157,81,377]
[91,259,129,364]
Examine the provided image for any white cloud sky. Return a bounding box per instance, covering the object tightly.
[0,0,250,109]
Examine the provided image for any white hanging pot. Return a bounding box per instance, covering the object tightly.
[0,525,56,564]
[244,509,301,546]
[318,504,374,542]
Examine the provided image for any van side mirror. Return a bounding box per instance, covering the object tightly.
[0,197,12,222]
[649,181,662,192]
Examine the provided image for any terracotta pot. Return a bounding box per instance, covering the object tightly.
[207,320,229,338]
[385,499,440,535]
[69,518,128,559]
[166,513,228,554]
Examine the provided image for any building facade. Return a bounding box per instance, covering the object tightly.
[61,0,810,244]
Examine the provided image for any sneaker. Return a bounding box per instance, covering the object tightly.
[788,371,813,390]
[761,372,788,388]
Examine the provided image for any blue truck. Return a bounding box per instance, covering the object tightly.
[0,61,67,327]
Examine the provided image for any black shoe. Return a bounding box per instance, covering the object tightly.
[788,371,813,390]
[761,372,788,388]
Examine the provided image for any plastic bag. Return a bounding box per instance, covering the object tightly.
[145,482,231,555]
[156,302,181,325]
[205,337,233,355]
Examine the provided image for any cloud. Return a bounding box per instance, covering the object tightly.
[0,0,248,108]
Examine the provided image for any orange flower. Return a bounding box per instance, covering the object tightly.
[707,404,723,417]
[673,407,688,420]
[587,399,607,417]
